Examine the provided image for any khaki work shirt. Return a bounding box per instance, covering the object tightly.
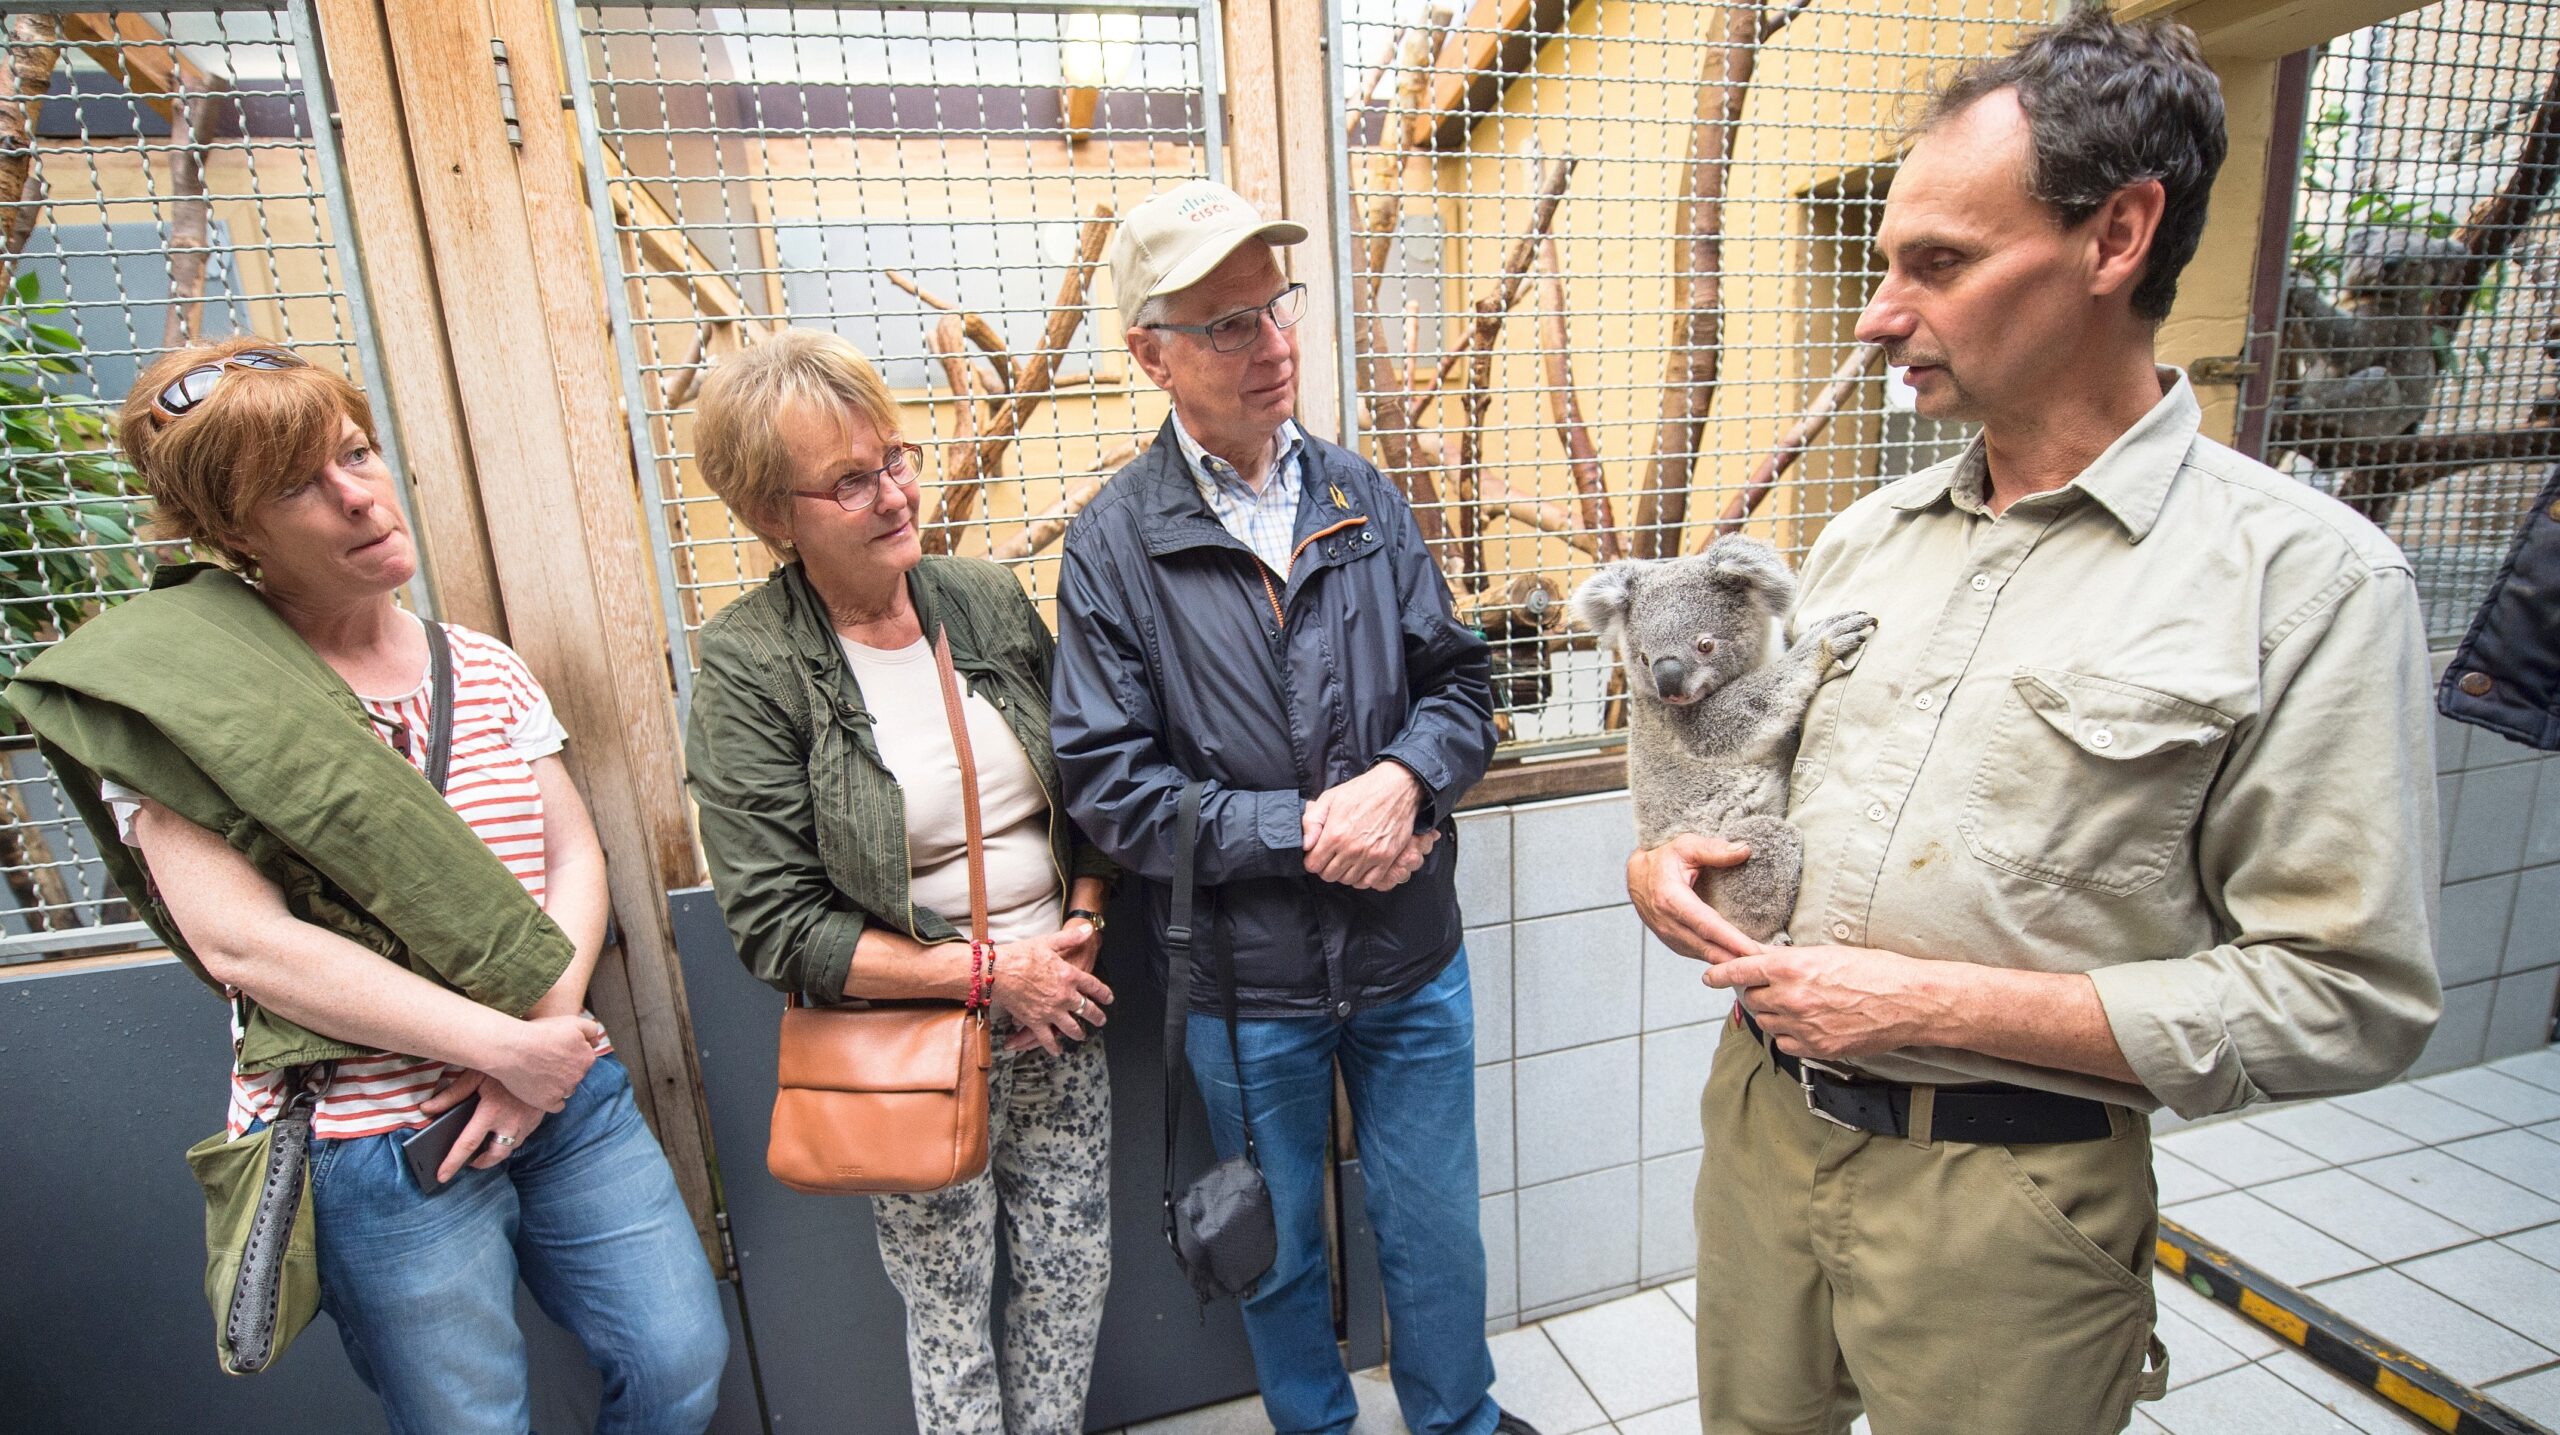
[1784,372,2443,1118]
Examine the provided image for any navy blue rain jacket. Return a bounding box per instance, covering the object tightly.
[2440,463,2560,749]
[1051,417,1497,1019]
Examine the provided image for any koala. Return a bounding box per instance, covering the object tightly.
[2274,226,2470,447]
[1570,536,1874,944]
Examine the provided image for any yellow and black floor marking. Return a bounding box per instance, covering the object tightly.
[2157,1219,2552,1435]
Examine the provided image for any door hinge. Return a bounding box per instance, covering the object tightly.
[491,39,523,147]
[714,1210,741,1279]
[2190,354,2259,385]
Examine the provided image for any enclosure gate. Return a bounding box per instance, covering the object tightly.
[0,1,417,963]
[558,0,1227,715]
[2239,0,2560,645]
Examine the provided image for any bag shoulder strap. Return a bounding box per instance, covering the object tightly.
[1162,782,1259,1249]
[421,619,456,796]
[929,627,992,956]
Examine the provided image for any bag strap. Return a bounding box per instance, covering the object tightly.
[421,618,456,796]
[1162,781,1259,1252]
[928,628,993,1003]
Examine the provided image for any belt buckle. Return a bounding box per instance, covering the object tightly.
[1798,1056,1860,1129]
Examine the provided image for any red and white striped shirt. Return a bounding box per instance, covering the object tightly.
[109,620,594,1140]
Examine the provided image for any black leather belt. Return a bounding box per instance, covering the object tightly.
[1737,1007,2117,1144]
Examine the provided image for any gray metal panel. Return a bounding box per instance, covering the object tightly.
[0,958,760,1434]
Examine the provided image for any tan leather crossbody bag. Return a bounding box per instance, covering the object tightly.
[766,627,995,1196]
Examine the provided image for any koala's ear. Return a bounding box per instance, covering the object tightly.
[1702,536,1798,614]
[1569,561,1643,638]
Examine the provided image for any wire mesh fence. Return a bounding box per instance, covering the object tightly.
[2252,0,2560,643]
[1337,0,2038,751]
[564,0,1223,702]
[0,3,393,959]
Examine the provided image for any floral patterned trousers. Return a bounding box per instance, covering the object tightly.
[871,1029,1113,1435]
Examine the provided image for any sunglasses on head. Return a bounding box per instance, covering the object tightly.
[148,348,308,425]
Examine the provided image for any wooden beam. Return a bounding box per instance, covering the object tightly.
[2119,0,2417,60]
[1220,0,1284,217]
[603,146,753,325]
[1458,750,1624,810]
[307,0,506,638]
[55,12,219,122]
[375,0,720,1264]
[1272,0,1343,442]
[1413,0,1580,152]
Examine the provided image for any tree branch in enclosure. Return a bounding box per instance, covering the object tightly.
[1352,17,1454,548]
[928,313,1001,432]
[1759,0,1815,40]
[888,267,1012,396]
[1632,0,1764,560]
[0,15,63,268]
[1482,476,1599,558]
[923,207,1113,549]
[992,438,1148,561]
[1454,300,1496,585]
[1535,234,1620,560]
[160,79,230,350]
[2433,54,2560,323]
[1404,155,1578,421]
[1709,341,1881,541]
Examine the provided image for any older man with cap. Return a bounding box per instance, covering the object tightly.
[1051,181,1525,1435]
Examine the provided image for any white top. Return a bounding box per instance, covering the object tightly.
[837,635,1064,944]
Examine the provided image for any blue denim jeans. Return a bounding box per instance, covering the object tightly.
[307,1054,729,1435]
[1185,948,1497,1435]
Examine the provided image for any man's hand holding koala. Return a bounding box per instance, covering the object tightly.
[1633,833,2136,1081]
[1302,761,1438,891]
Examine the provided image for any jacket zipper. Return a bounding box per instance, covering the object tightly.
[1254,517,1371,629]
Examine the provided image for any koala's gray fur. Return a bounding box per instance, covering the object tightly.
[1570,536,1874,944]
[2275,226,2469,445]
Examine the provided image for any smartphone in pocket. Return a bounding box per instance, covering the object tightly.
[398,1092,483,1196]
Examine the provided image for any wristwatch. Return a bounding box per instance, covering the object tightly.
[1066,907,1107,933]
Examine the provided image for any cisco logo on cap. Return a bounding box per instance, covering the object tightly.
[1177,193,1239,224]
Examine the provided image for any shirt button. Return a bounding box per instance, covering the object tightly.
[1866,802,1887,822]
[1914,693,1934,711]
[1830,920,1852,941]
[1970,574,1990,592]
[2089,727,2114,750]
[1334,1000,1352,1020]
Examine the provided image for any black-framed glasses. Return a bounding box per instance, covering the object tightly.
[789,442,924,513]
[149,347,308,424]
[1138,283,1307,353]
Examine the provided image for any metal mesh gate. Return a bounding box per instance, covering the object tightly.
[2253,0,2560,642]
[1335,0,2044,751]
[0,3,402,960]
[563,0,1223,704]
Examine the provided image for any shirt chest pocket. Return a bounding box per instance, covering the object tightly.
[1961,668,2233,897]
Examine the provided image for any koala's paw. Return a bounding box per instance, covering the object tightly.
[1813,611,1876,674]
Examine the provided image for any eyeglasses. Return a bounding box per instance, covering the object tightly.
[1137,283,1307,353]
[789,442,924,513]
[149,348,308,424]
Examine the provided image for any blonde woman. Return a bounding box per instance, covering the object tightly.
[683,329,1116,1434]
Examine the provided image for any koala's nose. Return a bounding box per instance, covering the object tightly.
[1652,657,1687,698]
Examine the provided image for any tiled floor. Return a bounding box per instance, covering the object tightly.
[1110,1047,2560,1434]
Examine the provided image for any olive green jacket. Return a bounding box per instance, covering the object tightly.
[5,564,572,1072]
[685,557,1113,1006]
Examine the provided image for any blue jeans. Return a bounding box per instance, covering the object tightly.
[308,1054,729,1435]
[1185,948,1497,1435]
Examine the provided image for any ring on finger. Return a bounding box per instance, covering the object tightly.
[1072,995,1089,1020]
[493,1133,519,1148]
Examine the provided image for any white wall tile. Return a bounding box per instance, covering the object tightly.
[1514,906,1643,1056]
[2439,874,2519,988]
[1641,1023,1716,1159]
[2488,970,2559,1061]
[2411,980,2494,1077]
[1641,1151,1702,1283]
[1456,809,1512,926]
[2449,765,2540,882]
[2505,866,2560,975]
[1517,1039,1640,1186]
[1513,792,1637,918]
[1479,1061,1516,1194]
[1517,1165,1642,1312]
[1643,926,1734,1033]
[1468,925,1514,1065]
[1482,1192,1518,1321]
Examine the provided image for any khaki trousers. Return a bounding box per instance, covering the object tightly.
[1694,1015,2167,1435]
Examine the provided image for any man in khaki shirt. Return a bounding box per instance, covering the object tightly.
[1626,13,2441,1435]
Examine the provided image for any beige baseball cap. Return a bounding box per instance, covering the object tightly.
[1110,179,1308,330]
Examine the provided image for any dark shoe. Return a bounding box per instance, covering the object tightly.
[1493,1414,1545,1435]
